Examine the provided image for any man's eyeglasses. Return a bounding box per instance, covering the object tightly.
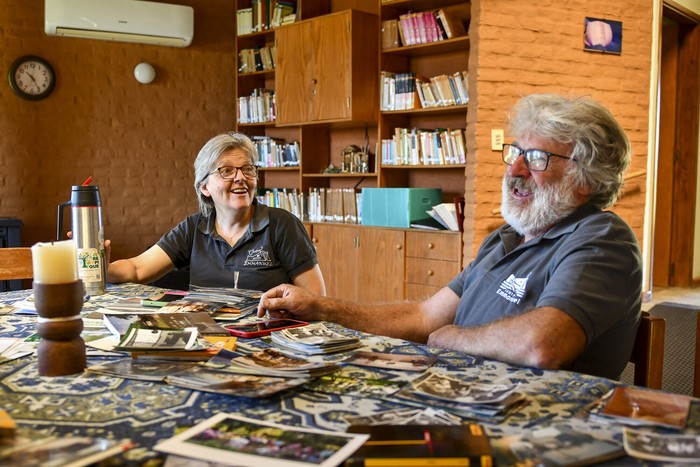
[210,165,258,180]
[502,143,574,171]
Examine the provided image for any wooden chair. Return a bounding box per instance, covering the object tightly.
[630,311,665,389]
[0,247,33,280]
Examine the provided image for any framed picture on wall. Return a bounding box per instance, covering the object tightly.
[584,17,622,54]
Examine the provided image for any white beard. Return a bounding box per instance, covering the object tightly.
[501,175,580,238]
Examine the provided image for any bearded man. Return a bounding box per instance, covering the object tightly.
[258,94,642,380]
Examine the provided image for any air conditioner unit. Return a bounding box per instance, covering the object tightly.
[45,0,194,48]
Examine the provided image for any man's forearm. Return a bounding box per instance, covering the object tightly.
[313,298,431,343]
[427,306,587,370]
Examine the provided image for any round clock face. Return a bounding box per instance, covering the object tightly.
[8,55,55,101]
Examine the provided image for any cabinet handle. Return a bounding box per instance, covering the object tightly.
[395,244,402,250]
[311,79,318,84]
[312,238,318,243]
[427,243,435,249]
[427,270,434,276]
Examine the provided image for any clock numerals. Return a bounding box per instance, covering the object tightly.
[8,56,55,101]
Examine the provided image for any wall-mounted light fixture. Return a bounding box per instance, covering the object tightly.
[134,62,156,84]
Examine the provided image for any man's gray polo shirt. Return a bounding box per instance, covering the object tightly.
[448,204,642,380]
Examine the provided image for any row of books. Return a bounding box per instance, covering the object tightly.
[256,188,305,220]
[238,45,276,74]
[381,71,469,111]
[236,0,296,36]
[308,187,361,224]
[381,6,467,49]
[251,136,299,168]
[380,127,467,166]
[237,89,276,124]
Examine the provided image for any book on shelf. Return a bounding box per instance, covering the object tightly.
[427,202,460,231]
[154,413,369,466]
[493,424,625,467]
[435,6,467,39]
[236,7,253,36]
[345,424,493,467]
[381,19,399,49]
[270,0,295,28]
[410,216,448,230]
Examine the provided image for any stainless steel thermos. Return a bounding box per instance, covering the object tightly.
[57,185,107,296]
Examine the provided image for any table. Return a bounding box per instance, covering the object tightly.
[0,283,694,465]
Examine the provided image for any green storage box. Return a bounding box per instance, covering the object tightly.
[361,188,441,228]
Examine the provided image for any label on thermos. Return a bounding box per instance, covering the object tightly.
[77,247,105,290]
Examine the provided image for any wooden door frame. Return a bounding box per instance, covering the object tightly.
[653,2,700,287]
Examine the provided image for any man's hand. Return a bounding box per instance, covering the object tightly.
[257,284,321,320]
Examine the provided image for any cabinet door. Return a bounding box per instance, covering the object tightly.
[275,20,312,125]
[311,12,352,121]
[313,224,357,300]
[357,228,405,302]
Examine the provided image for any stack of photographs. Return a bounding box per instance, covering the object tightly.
[164,366,308,398]
[204,348,340,378]
[343,407,462,427]
[86,358,201,382]
[389,370,528,422]
[184,285,262,319]
[623,427,700,463]
[492,424,625,466]
[270,322,362,354]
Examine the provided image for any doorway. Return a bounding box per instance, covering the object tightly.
[652,3,700,288]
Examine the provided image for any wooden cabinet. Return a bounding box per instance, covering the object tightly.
[405,230,463,300]
[275,10,378,125]
[312,224,405,302]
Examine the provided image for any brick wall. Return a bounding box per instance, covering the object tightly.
[1,1,655,265]
[0,0,235,260]
[465,0,653,258]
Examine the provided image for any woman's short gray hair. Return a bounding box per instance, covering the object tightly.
[508,94,631,209]
[193,132,259,217]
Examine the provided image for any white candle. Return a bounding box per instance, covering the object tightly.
[31,240,79,284]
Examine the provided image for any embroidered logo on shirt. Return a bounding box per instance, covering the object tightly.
[243,247,272,267]
[496,272,531,304]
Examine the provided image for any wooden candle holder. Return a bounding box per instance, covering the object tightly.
[32,281,86,376]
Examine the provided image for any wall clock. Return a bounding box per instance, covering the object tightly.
[8,55,56,101]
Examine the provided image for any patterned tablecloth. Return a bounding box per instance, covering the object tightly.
[0,283,692,465]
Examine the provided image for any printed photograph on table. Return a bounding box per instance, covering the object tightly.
[343,350,437,371]
[154,413,369,467]
[623,427,700,463]
[584,17,622,54]
[412,371,519,404]
[599,386,691,429]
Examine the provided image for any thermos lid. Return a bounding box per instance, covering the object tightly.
[70,185,101,207]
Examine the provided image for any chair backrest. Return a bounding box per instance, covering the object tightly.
[630,310,665,389]
[0,247,33,280]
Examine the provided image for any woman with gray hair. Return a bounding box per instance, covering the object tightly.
[108,132,325,294]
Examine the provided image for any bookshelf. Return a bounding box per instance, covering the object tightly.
[378,0,470,203]
[233,1,468,299]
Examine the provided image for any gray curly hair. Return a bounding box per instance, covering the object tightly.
[508,94,630,209]
[193,132,259,217]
